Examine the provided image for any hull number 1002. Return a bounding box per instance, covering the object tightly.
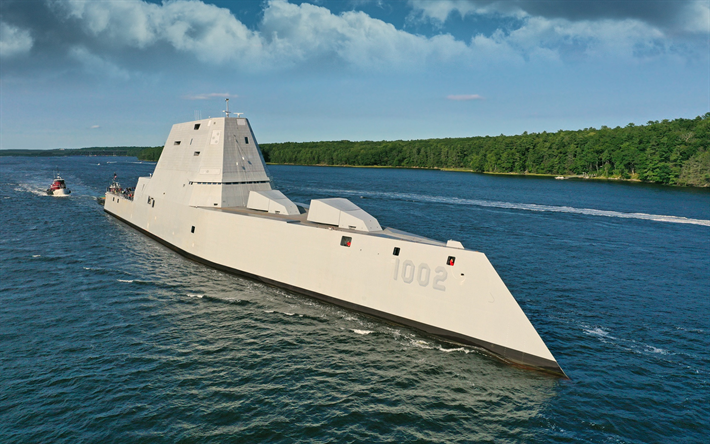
[393,258,447,291]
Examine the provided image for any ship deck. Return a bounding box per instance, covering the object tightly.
[207,205,449,247]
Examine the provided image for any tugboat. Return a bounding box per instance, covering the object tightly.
[46,173,71,196]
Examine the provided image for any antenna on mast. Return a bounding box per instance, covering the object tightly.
[224,98,230,118]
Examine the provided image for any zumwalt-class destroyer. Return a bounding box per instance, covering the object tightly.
[104,102,566,377]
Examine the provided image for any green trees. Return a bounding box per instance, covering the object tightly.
[0,146,146,158]
[137,146,163,162]
[259,114,709,186]
[678,150,710,187]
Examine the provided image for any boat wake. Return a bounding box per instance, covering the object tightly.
[407,337,473,354]
[14,184,49,197]
[583,327,615,339]
[307,188,710,227]
[583,325,670,356]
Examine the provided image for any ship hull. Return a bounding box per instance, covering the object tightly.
[104,193,565,377]
[102,115,565,377]
[48,188,71,196]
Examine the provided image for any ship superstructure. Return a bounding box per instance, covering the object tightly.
[104,112,566,377]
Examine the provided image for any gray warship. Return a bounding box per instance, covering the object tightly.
[104,103,566,377]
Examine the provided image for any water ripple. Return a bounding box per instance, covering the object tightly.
[1,158,708,443]
[304,187,710,227]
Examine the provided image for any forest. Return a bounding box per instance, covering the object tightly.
[1,146,147,157]
[257,114,710,187]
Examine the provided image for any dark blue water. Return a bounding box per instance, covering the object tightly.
[1,156,709,443]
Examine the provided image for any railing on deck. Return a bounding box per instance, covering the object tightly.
[107,188,134,201]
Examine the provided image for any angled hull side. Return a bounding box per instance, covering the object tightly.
[104,194,565,377]
[103,116,565,377]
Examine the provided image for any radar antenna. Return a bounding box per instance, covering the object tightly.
[223,98,230,118]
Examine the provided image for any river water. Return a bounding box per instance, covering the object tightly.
[1,156,708,443]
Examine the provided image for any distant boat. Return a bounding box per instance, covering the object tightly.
[46,173,71,196]
[555,176,566,180]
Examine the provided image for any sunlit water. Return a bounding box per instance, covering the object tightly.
[1,156,708,443]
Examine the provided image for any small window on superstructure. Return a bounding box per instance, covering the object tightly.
[174,141,181,145]
[194,151,200,156]
[194,124,201,130]
[244,137,249,144]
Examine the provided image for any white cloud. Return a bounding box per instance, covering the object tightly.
[158,1,264,65]
[35,0,702,75]
[407,0,708,63]
[52,0,265,65]
[409,0,471,22]
[447,94,483,101]
[56,0,159,47]
[184,93,234,100]
[261,0,469,69]
[90,125,100,129]
[409,0,706,34]
[69,46,131,80]
[680,1,710,34]
[463,15,669,64]
[46,0,473,71]
[408,0,523,23]
[0,21,33,58]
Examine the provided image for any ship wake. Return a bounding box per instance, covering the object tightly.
[307,188,710,227]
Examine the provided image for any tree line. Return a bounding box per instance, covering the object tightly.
[256,114,710,187]
[1,146,148,157]
[136,146,163,161]
[121,114,710,187]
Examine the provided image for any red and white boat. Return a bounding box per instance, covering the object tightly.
[46,173,71,196]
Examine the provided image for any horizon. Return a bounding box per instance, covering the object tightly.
[3,113,707,152]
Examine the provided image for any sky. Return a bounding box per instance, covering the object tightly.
[0,0,709,149]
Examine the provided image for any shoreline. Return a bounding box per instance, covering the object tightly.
[267,163,704,187]
[0,153,704,188]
